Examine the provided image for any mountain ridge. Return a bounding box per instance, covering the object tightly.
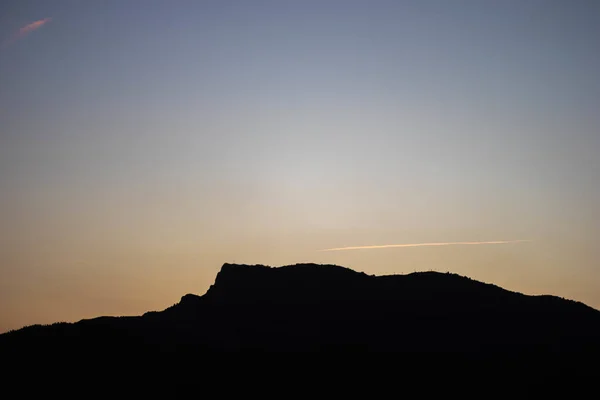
[1,262,599,354]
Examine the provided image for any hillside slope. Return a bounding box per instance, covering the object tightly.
[2,263,599,354]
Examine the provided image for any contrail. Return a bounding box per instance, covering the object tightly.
[319,240,531,252]
[2,18,52,48]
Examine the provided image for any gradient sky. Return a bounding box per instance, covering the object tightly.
[1,0,599,333]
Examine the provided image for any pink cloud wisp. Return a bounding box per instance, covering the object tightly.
[2,18,51,47]
[19,18,52,35]
[319,240,531,252]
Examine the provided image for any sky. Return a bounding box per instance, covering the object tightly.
[1,0,599,333]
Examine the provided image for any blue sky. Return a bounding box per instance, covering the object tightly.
[1,0,599,332]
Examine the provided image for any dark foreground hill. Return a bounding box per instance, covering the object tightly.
[2,263,600,356]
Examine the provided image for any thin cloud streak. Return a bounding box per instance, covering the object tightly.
[319,240,531,252]
[2,18,51,48]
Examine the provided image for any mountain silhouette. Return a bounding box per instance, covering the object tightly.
[2,263,600,356]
